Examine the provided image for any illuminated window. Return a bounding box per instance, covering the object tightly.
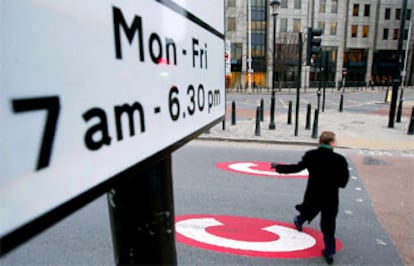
[330,22,337,35]
[362,25,369,38]
[293,19,301,32]
[352,25,358,37]
[396,8,401,20]
[393,29,399,40]
[318,21,325,34]
[353,4,359,16]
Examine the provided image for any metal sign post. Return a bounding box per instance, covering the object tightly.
[108,155,176,265]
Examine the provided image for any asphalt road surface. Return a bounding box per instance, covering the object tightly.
[0,141,403,265]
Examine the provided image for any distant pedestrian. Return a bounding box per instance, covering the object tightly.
[271,131,349,265]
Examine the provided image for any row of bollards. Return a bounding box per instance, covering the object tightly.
[252,99,319,138]
[229,97,413,137]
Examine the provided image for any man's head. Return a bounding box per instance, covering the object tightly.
[319,131,336,147]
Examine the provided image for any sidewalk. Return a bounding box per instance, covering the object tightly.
[200,101,414,152]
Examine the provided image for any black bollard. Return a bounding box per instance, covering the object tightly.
[396,98,403,123]
[339,94,344,112]
[269,90,276,130]
[311,109,319,139]
[305,104,311,130]
[317,89,321,111]
[396,89,404,123]
[384,88,389,103]
[222,118,226,131]
[231,101,236,125]
[408,106,414,135]
[287,101,292,125]
[255,106,261,136]
[260,99,264,121]
[322,88,326,112]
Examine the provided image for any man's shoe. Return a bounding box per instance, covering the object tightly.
[322,249,334,265]
[293,216,302,232]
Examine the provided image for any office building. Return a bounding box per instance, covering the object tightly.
[225,0,413,90]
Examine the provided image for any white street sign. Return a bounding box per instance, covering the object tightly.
[1,0,224,239]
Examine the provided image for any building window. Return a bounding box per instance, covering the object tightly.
[393,29,399,40]
[383,28,389,40]
[330,21,337,35]
[293,19,301,32]
[396,8,401,20]
[404,29,409,40]
[362,25,369,38]
[318,21,325,34]
[353,4,359,16]
[227,0,236,7]
[407,9,412,20]
[352,25,358,37]
[294,0,301,9]
[227,17,236,32]
[385,8,391,20]
[319,0,326,13]
[231,43,242,60]
[364,5,370,16]
[280,0,288,8]
[331,0,338,13]
[280,18,288,32]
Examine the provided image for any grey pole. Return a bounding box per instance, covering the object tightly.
[108,156,177,265]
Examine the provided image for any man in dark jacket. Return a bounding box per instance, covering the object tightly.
[271,131,349,265]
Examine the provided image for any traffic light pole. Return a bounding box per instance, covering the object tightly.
[295,32,302,136]
[388,0,407,128]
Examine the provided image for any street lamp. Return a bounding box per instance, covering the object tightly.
[269,0,280,130]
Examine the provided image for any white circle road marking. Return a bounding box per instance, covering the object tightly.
[175,217,316,252]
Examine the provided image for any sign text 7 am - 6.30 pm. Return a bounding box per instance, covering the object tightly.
[0,0,224,242]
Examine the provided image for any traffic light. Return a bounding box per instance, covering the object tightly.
[306,27,322,65]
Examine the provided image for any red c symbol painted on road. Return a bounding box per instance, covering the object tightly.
[176,215,342,258]
[216,161,308,178]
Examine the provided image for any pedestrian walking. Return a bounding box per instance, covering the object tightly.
[271,131,349,265]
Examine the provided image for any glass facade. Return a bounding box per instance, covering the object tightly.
[250,0,267,87]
